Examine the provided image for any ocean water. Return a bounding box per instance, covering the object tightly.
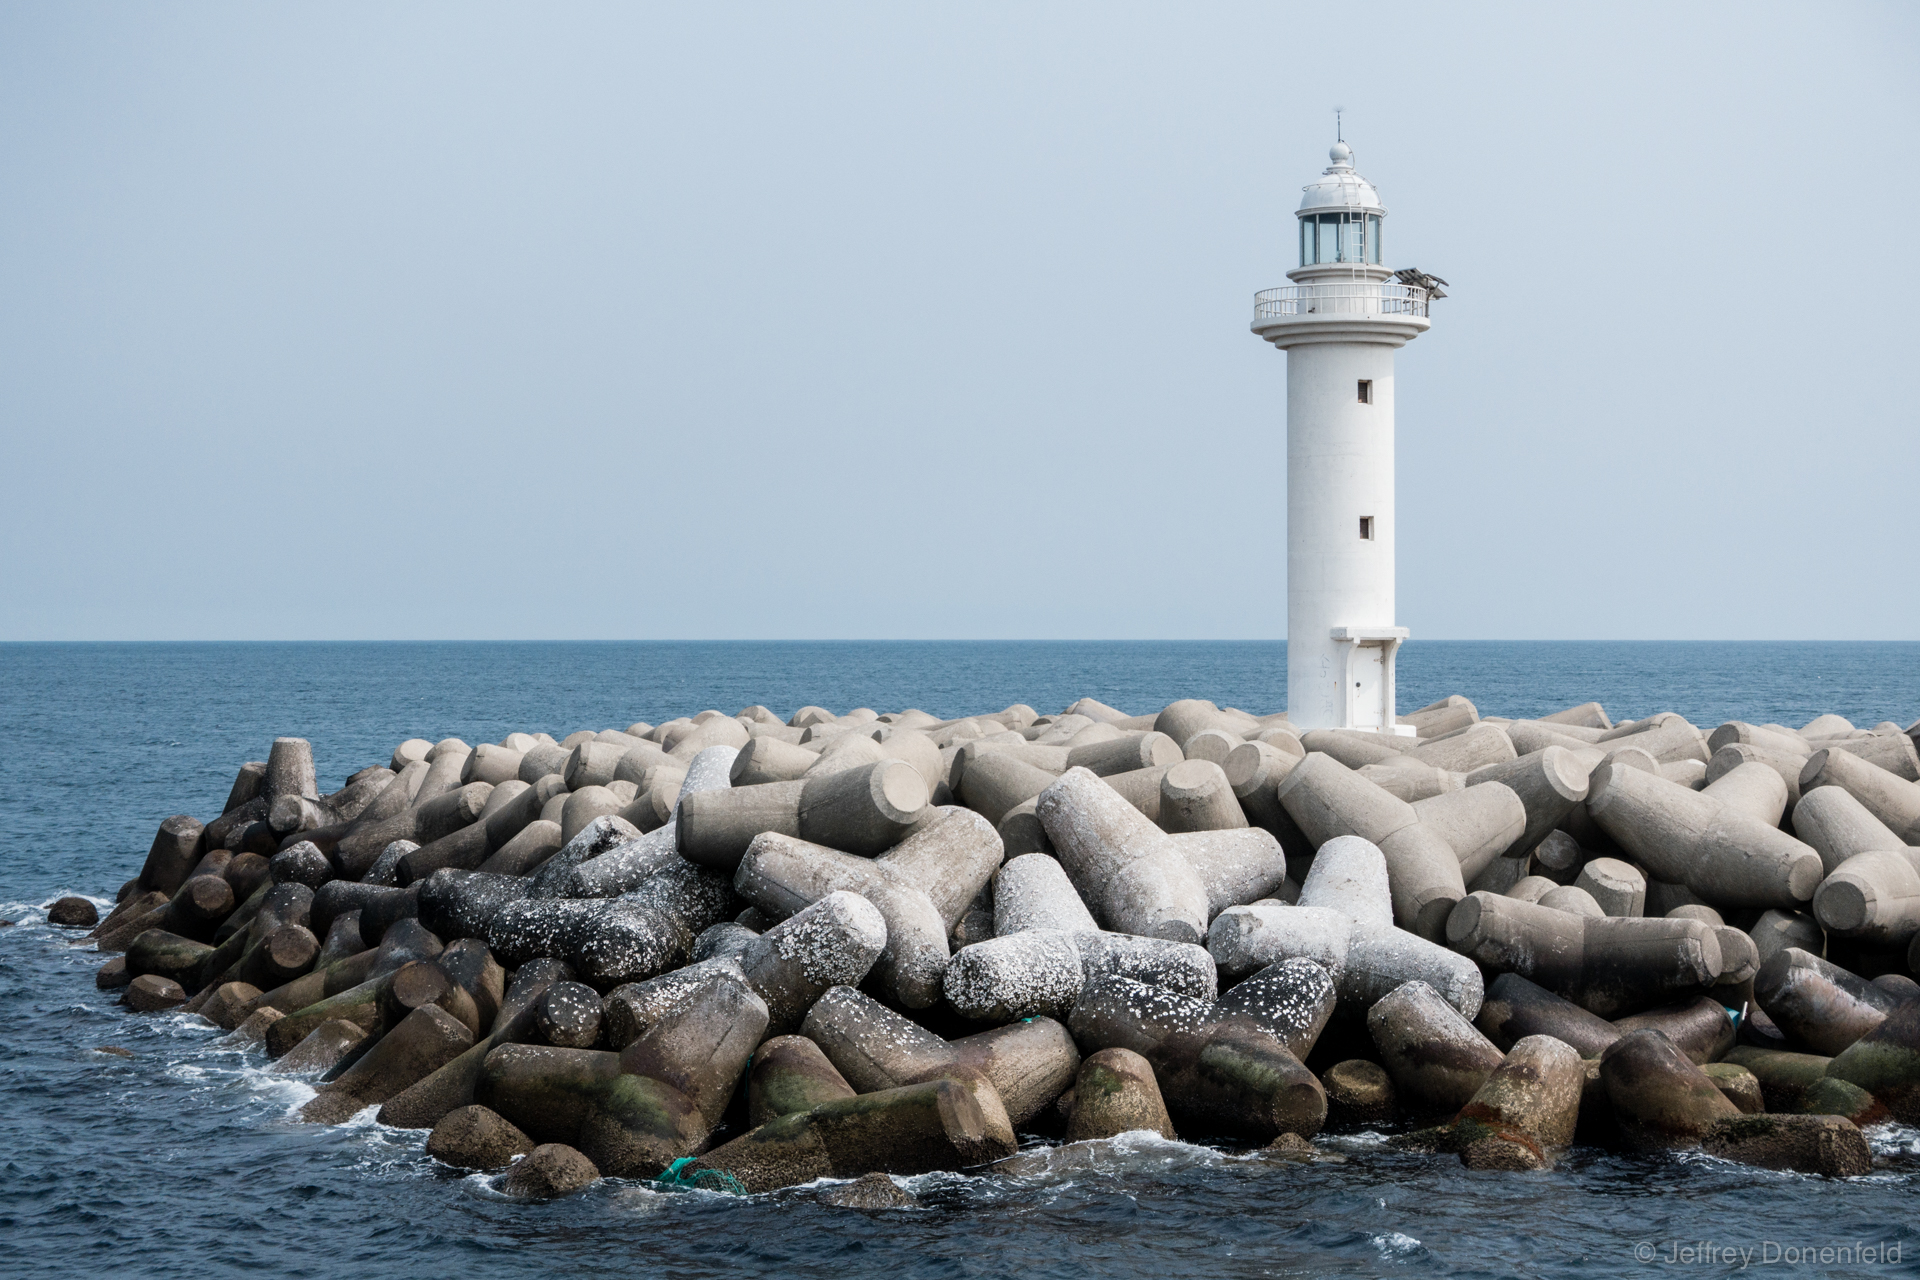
[2,640,1917,1278]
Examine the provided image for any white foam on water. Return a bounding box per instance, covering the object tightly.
[1675,1147,1811,1179]
[157,1010,226,1042]
[1866,1121,1919,1160]
[234,1063,318,1111]
[1317,1129,1395,1152]
[331,1101,387,1129]
[977,1129,1225,1190]
[461,1170,516,1202]
[1372,1231,1423,1259]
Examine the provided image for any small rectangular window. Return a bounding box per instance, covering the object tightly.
[1357,379,1372,403]
[1359,516,1375,540]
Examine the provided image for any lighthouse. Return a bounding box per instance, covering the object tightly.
[1252,133,1434,735]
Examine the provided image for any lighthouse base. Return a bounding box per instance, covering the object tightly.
[1328,626,1414,735]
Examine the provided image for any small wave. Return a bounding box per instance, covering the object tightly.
[979,1130,1225,1189]
[462,1170,518,1202]
[234,1065,318,1112]
[0,893,114,924]
[1373,1231,1424,1259]
[157,1010,225,1041]
[1866,1122,1920,1160]
[1319,1129,1396,1151]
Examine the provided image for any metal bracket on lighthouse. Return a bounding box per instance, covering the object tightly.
[1329,626,1414,736]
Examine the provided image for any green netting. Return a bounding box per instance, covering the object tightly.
[654,1156,746,1196]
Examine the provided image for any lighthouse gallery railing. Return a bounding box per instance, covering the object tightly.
[1253,283,1429,319]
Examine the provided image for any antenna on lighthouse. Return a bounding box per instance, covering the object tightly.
[1334,106,1344,142]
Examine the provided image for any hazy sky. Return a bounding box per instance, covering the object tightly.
[2,3,1914,641]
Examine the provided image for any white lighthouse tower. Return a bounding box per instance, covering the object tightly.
[1252,132,1433,734]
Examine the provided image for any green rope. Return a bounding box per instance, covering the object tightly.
[655,1156,746,1196]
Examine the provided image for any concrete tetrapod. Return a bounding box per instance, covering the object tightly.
[300,1004,475,1124]
[1036,767,1211,945]
[1751,947,1900,1056]
[426,1105,535,1170]
[1171,828,1293,918]
[733,889,890,1034]
[1408,722,1516,774]
[1066,731,1184,779]
[1701,1114,1872,1178]
[1612,998,1736,1065]
[1438,1034,1584,1170]
[1063,1047,1176,1143]
[479,970,767,1177]
[956,751,1061,827]
[1824,997,1920,1124]
[801,985,1079,1129]
[138,815,208,899]
[1705,742,1807,806]
[567,859,738,988]
[565,748,737,896]
[1366,980,1504,1116]
[1410,783,1527,883]
[377,958,573,1130]
[1158,760,1249,834]
[1800,748,1920,844]
[1462,746,1591,856]
[1598,1028,1739,1150]
[1585,761,1821,909]
[1573,858,1645,918]
[1223,740,1305,840]
[1473,972,1622,1059]
[600,960,745,1051]
[797,760,932,855]
[685,1075,1019,1193]
[1813,849,1920,946]
[1596,714,1711,766]
[1321,1060,1395,1129]
[943,927,1216,1023]
[1276,754,1465,937]
[991,852,1099,935]
[733,811,1000,1010]
[1445,891,1721,1018]
[1792,786,1909,876]
[1206,835,1483,1019]
[1699,760,1789,827]
[1067,973,1327,1141]
[748,1035,857,1127]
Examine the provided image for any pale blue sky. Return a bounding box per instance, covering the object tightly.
[2,3,1914,640]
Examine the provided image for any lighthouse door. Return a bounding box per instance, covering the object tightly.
[1348,643,1387,731]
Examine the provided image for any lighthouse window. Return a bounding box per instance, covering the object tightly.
[1339,218,1361,263]
[1359,516,1375,540]
[1306,212,1373,265]
[1357,380,1373,403]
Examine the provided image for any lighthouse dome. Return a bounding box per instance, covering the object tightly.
[1298,141,1383,214]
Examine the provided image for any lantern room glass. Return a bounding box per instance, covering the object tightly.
[1298,212,1380,266]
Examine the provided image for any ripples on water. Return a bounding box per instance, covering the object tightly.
[2,642,1917,1277]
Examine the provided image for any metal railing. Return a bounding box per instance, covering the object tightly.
[1253,283,1429,319]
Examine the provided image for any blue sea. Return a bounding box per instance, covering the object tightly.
[2,641,1917,1278]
